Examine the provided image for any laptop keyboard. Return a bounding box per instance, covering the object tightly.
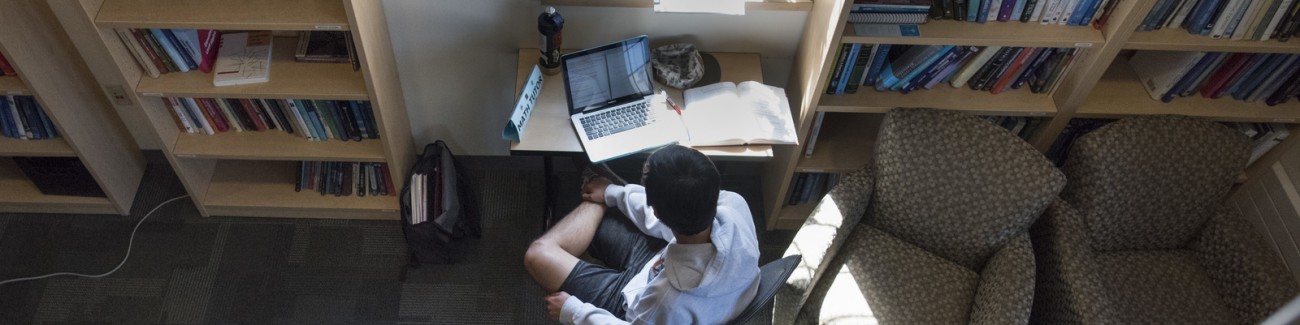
[580,101,653,140]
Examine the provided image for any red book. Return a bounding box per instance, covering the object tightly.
[991,48,1038,95]
[380,163,397,196]
[0,54,15,76]
[341,162,353,196]
[1200,53,1252,98]
[129,29,168,73]
[200,98,231,132]
[192,98,227,132]
[306,162,317,191]
[196,29,220,73]
[238,98,269,130]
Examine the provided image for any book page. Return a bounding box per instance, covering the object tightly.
[737,81,798,145]
[681,82,755,146]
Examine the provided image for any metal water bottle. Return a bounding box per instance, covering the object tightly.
[538,6,564,74]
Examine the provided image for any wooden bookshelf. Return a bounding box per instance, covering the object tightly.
[541,0,814,11]
[818,85,1059,116]
[95,0,350,30]
[0,137,76,157]
[172,131,387,162]
[797,113,879,173]
[202,160,397,220]
[841,20,1106,48]
[54,0,413,220]
[774,202,817,230]
[1125,29,1300,54]
[1080,57,1300,122]
[134,36,367,100]
[0,158,117,214]
[0,75,28,95]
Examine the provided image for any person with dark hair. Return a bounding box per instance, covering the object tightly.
[524,145,761,324]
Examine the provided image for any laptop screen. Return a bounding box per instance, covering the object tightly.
[562,36,653,114]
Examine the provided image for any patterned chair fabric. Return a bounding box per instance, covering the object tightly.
[776,108,1065,324]
[1033,115,1298,325]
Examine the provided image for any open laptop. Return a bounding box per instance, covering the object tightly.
[563,35,680,163]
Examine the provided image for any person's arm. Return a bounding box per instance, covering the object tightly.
[552,293,630,325]
[604,184,675,240]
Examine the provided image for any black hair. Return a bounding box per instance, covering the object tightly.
[641,145,719,236]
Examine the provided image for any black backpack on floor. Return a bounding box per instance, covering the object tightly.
[399,140,481,271]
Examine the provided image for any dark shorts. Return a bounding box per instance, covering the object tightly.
[559,215,667,318]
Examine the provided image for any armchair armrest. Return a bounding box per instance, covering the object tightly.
[775,167,874,325]
[970,233,1035,325]
[1191,208,1299,323]
[1030,199,1109,325]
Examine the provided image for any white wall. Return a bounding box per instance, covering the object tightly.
[384,0,807,155]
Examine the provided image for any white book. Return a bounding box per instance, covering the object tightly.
[213,31,272,87]
[166,97,196,133]
[678,81,799,147]
[1222,0,1256,38]
[7,95,26,139]
[1242,0,1280,39]
[1210,0,1248,38]
[1042,0,1067,24]
[1232,0,1268,39]
[181,97,215,135]
[1129,51,1205,101]
[113,28,160,78]
[804,112,826,158]
[1171,0,1199,27]
[171,29,203,65]
[284,100,314,140]
[988,0,1001,22]
[1261,0,1296,40]
[1249,123,1290,165]
[1031,0,1050,21]
[951,46,1003,87]
[1057,0,1080,25]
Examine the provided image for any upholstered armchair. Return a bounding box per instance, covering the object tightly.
[1031,115,1298,324]
[776,108,1065,324]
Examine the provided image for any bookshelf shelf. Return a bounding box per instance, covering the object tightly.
[774,202,817,230]
[1079,57,1300,122]
[540,0,814,11]
[0,76,28,95]
[797,113,879,172]
[0,138,77,157]
[134,37,367,100]
[172,131,387,162]
[95,0,350,30]
[203,160,398,220]
[0,158,117,214]
[817,85,1059,116]
[1124,29,1300,54]
[841,20,1107,48]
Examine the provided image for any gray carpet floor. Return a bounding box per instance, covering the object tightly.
[0,153,792,324]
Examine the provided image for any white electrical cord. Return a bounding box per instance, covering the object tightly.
[0,194,190,286]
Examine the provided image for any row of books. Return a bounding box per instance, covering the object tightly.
[162,97,380,141]
[295,161,395,197]
[112,28,220,77]
[1132,51,1300,105]
[902,0,1114,25]
[826,44,1082,95]
[1237,122,1291,165]
[0,53,15,77]
[982,115,1044,140]
[1136,0,1300,41]
[1,95,59,140]
[787,172,842,205]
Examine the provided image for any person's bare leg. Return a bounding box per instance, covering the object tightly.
[525,201,606,292]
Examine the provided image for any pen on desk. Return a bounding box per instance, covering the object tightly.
[661,90,683,116]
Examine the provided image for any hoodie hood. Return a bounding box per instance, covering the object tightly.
[662,202,760,297]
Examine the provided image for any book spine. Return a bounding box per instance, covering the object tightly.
[1200,53,1252,97]
[892,46,955,91]
[970,0,984,20]
[1187,0,1223,33]
[845,45,874,94]
[1013,0,1030,20]
[161,98,192,134]
[951,46,999,88]
[929,47,979,89]
[1230,54,1283,99]
[862,44,893,88]
[193,98,227,132]
[1247,0,1283,39]
[1248,54,1300,101]
[286,100,316,140]
[980,0,996,22]
[1023,0,1043,21]
[903,47,963,93]
[1215,53,1267,98]
[197,29,220,73]
[1034,49,1074,93]
[999,0,1019,21]
[1264,0,1298,39]
[137,29,178,73]
[181,97,215,135]
[156,29,197,71]
[992,48,1039,94]
[113,28,160,78]
[826,44,851,94]
[836,44,863,94]
[975,47,1022,91]
[1162,52,1220,102]
[1014,48,1055,89]
[212,98,243,132]
[804,112,826,158]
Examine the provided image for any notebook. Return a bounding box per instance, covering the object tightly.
[563,35,679,163]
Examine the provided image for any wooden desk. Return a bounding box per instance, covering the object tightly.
[510,49,773,160]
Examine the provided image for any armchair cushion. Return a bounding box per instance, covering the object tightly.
[1191,209,1299,323]
[1061,115,1249,251]
[830,225,979,324]
[1094,249,1235,324]
[868,108,1065,270]
[970,233,1035,325]
[776,167,874,325]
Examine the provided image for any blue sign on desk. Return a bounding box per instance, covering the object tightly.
[504,65,544,142]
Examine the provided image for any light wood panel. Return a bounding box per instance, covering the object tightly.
[95,0,350,30]
[345,0,414,197]
[172,131,387,161]
[203,160,398,220]
[541,0,814,11]
[774,202,816,230]
[817,85,1058,116]
[0,158,117,214]
[134,36,367,100]
[1125,29,1300,54]
[0,138,76,157]
[841,20,1106,48]
[797,113,879,172]
[1079,57,1300,122]
[0,76,28,95]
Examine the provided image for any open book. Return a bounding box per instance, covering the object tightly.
[677,81,799,147]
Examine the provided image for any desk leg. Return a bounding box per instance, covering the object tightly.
[543,155,555,230]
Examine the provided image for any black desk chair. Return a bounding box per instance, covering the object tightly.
[728,255,803,325]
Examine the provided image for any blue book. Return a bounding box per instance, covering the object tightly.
[1011,0,1029,21]
[1140,0,1171,30]
[901,47,963,93]
[968,0,983,20]
[1185,0,1221,35]
[149,29,190,72]
[159,29,198,70]
[1250,55,1300,102]
[1076,0,1107,26]
[359,101,379,139]
[1163,52,1221,102]
[851,7,932,12]
[33,99,57,139]
[1013,48,1055,89]
[862,44,893,88]
[0,96,12,138]
[298,100,327,140]
[1216,53,1268,98]
[978,0,995,23]
[837,44,863,94]
[1232,54,1285,100]
[348,101,369,138]
[891,45,955,91]
[1067,0,1096,25]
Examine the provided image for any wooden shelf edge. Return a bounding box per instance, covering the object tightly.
[171,132,388,162]
[94,0,350,30]
[0,138,77,157]
[817,87,1058,117]
[797,113,878,172]
[842,20,1106,48]
[1125,29,1300,54]
[133,37,368,101]
[0,202,118,215]
[0,76,29,95]
[1080,57,1300,122]
[541,0,813,11]
[773,203,817,230]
